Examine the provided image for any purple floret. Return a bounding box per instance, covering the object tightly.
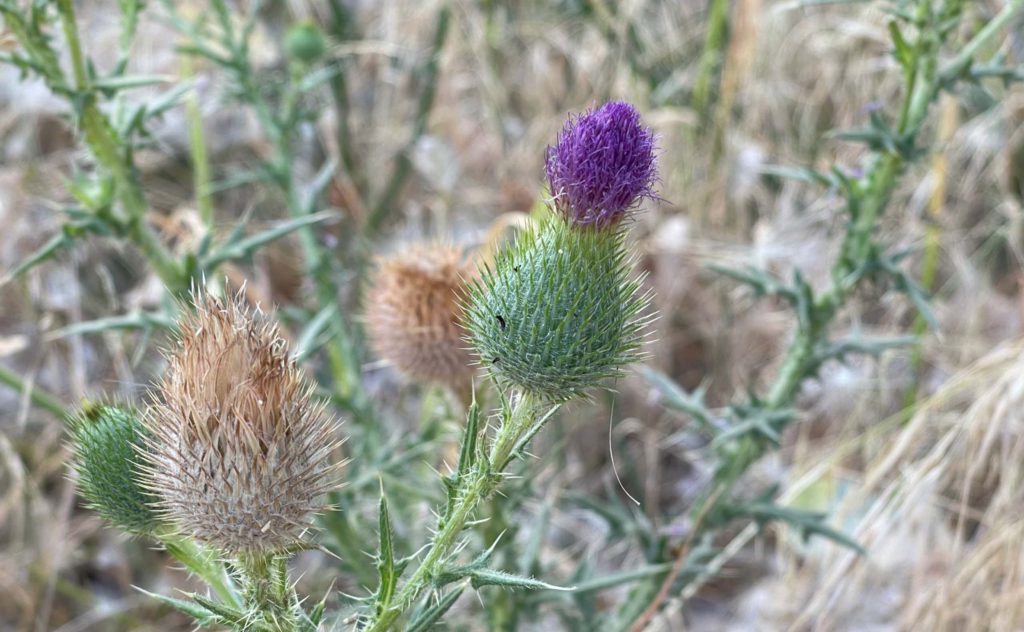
[545,101,658,229]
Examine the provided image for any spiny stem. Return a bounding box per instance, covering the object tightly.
[363,393,544,631]
[238,554,298,630]
[162,537,242,609]
[53,0,183,290]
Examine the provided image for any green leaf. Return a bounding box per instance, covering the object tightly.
[406,586,465,632]
[294,304,338,363]
[374,492,399,613]
[52,310,176,338]
[888,21,913,68]
[742,501,866,555]
[468,568,573,592]
[134,588,223,626]
[201,210,338,270]
[707,263,797,303]
[190,594,246,625]
[1,232,71,285]
[92,74,173,90]
[640,366,711,428]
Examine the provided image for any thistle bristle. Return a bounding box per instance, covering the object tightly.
[143,291,341,555]
[365,243,478,387]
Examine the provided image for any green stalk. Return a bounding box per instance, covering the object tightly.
[363,393,548,631]
[162,537,242,609]
[238,554,298,630]
[54,0,183,290]
[690,0,731,121]
[0,365,67,420]
[183,57,214,229]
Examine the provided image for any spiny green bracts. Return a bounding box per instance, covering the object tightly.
[68,402,161,536]
[465,214,648,402]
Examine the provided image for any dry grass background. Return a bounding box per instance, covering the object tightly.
[0,0,1022,630]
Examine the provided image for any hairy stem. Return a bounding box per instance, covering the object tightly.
[363,392,548,631]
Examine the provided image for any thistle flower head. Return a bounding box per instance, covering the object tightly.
[465,216,648,401]
[545,101,658,229]
[365,243,477,387]
[144,292,340,555]
[68,403,161,536]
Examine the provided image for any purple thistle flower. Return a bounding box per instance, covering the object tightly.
[545,101,658,229]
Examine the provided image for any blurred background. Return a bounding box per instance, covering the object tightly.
[1,0,1023,630]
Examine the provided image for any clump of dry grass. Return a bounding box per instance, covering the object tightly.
[744,341,1024,631]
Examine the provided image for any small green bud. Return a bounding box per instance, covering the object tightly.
[285,21,326,63]
[68,403,161,536]
[464,214,648,402]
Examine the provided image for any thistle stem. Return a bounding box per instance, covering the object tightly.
[239,554,298,630]
[0,365,67,421]
[363,392,546,631]
[161,537,242,609]
[54,0,183,290]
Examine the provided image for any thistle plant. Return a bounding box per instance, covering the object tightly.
[66,292,342,631]
[356,101,657,631]
[618,1,1024,628]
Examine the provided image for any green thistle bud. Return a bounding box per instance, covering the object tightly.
[68,403,161,536]
[285,21,326,63]
[464,215,648,402]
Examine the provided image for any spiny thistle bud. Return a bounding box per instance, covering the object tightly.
[365,243,477,387]
[545,101,658,229]
[68,403,161,536]
[144,293,340,555]
[465,216,647,401]
[465,102,656,401]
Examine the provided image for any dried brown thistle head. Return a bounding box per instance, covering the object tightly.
[143,292,340,554]
[365,243,477,387]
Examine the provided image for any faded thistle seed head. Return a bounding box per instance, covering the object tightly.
[144,293,340,555]
[68,402,162,536]
[365,243,477,387]
[545,101,658,229]
[465,102,656,401]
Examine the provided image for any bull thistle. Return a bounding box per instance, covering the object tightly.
[362,101,658,630]
[465,101,656,402]
[365,243,477,388]
[143,292,341,556]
